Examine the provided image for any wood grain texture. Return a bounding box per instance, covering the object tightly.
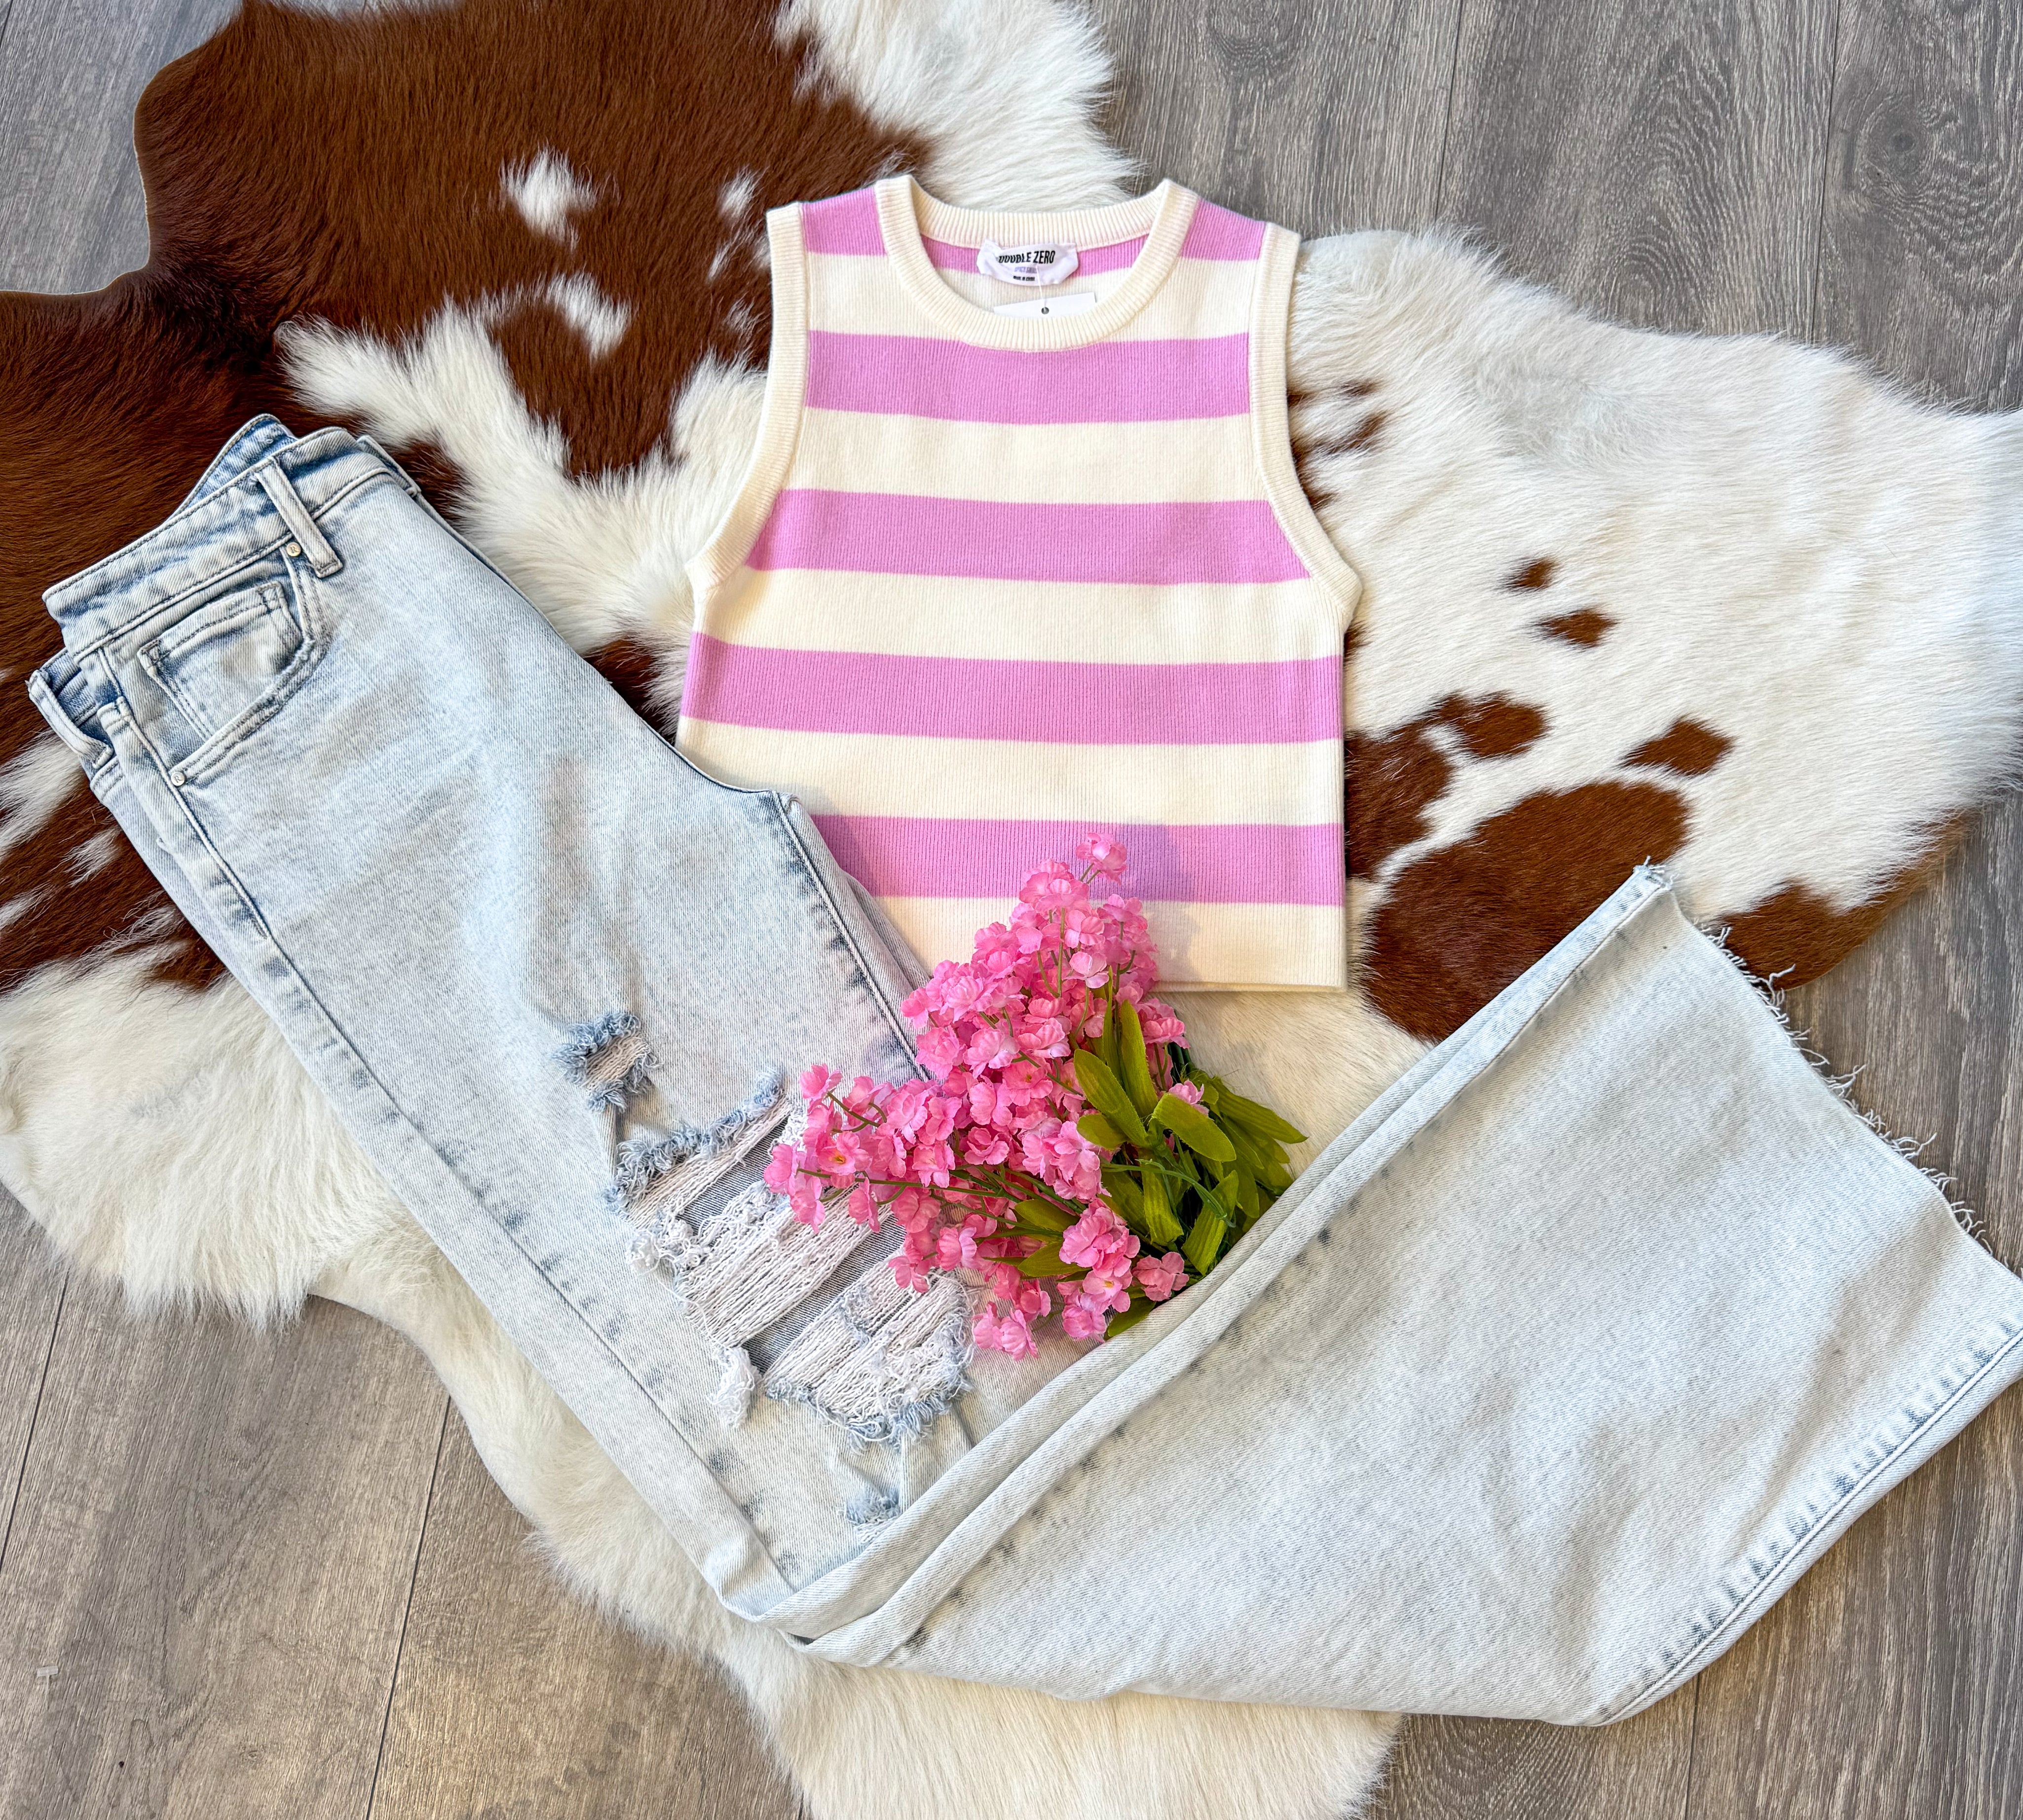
[0,0,239,294]
[1810,0,2023,400]
[1089,0,1461,234]
[1374,1701,1695,1820]
[1679,8,2023,1811]
[0,1195,64,1576]
[369,1412,803,1820]
[0,1283,446,1820]
[1439,0,1839,335]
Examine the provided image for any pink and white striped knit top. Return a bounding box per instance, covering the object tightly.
[680,177,1359,990]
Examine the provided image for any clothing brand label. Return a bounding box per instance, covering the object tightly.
[976,239,1080,286]
[992,291,1098,318]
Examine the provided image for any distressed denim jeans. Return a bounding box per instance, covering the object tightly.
[32,417,2023,1723]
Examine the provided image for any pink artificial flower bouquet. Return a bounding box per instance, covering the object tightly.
[764,834,1307,1359]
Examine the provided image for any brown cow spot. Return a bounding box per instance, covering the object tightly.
[1504,557,1557,592]
[1346,724,1451,880]
[1294,409,1387,496]
[1289,378,1378,410]
[1624,717,1731,777]
[0,0,921,992]
[1435,693,1547,760]
[1719,815,1969,988]
[0,781,226,996]
[1347,693,1550,877]
[1327,410,1388,455]
[1362,781,1689,1040]
[589,635,671,728]
[1535,608,1614,648]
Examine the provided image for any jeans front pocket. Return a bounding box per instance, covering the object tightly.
[122,556,324,780]
[140,580,300,737]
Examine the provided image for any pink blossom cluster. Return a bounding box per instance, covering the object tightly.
[763,834,1190,1357]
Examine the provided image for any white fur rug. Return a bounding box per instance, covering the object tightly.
[7,1,2023,1816]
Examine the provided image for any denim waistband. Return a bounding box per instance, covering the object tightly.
[41,416,405,656]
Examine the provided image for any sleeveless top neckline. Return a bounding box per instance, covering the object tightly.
[874,176,1196,350]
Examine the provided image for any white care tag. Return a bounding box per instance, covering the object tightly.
[992,291,1097,319]
[977,238,1079,286]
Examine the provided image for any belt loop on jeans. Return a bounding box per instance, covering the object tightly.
[257,462,343,577]
[26,667,111,767]
[356,433,424,499]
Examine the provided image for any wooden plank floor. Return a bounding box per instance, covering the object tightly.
[2,1,2020,1816]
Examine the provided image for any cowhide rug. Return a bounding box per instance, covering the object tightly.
[3,2,2023,1816]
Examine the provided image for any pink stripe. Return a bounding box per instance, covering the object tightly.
[748,491,1308,584]
[813,816,1344,907]
[1180,201,1267,260]
[685,635,1340,744]
[805,330,1249,423]
[922,232,1148,276]
[801,190,884,255]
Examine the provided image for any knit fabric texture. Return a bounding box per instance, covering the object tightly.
[679,176,1359,989]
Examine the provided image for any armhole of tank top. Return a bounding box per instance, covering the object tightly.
[1249,223,1362,635]
[684,203,810,626]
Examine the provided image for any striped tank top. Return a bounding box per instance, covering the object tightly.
[680,177,1359,990]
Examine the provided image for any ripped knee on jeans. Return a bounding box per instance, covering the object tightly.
[553,1018,973,1448]
[556,1011,657,1111]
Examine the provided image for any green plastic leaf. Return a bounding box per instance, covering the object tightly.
[1219,1118,1265,1170]
[1140,1167,1184,1247]
[1078,1110,1126,1151]
[1149,1091,1236,1164]
[1219,1119,1295,1192]
[1014,1197,1073,1234]
[1016,1240,1071,1278]
[1100,1167,1144,1215]
[1106,1302,1154,1337]
[1214,1088,1307,1146]
[1183,1203,1228,1275]
[1074,1049,1148,1147]
[1116,998,1158,1116]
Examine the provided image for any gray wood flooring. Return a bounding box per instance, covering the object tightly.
[3,1,2021,1815]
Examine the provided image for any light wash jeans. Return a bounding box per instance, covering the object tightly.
[32,417,2023,1722]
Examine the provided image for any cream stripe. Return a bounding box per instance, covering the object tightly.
[929,266,1140,311]
[810,249,1253,343]
[698,567,1351,666]
[790,409,1268,504]
[880,896,1349,989]
[677,723,1346,823]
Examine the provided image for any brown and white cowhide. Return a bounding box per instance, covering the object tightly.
[2,1,2022,1816]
